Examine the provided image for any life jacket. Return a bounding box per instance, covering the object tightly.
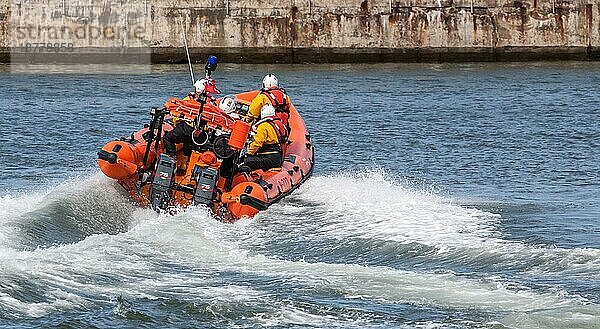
[172,115,194,127]
[263,116,289,145]
[261,87,289,124]
[251,116,290,155]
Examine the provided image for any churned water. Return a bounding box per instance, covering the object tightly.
[0,62,598,328]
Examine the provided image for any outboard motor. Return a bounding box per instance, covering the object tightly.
[191,165,219,207]
[150,154,176,211]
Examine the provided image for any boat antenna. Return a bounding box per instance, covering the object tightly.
[180,14,195,85]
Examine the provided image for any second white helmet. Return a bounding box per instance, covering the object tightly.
[262,74,278,89]
[194,79,207,93]
[219,97,236,114]
[260,104,276,119]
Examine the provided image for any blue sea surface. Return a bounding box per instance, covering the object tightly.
[0,62,598,328]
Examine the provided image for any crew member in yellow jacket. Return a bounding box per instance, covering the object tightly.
[241,104,289,172]
[246,74,291,126]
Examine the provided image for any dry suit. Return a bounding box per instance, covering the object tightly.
[248,87,291,125]
[244,116,289,171]
[163,120,195,157]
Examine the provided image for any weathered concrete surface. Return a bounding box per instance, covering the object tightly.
[0,3,8,62]
[2,0,600,63]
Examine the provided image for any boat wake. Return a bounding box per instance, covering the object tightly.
[0,174,136,251]
[0,170,598,328]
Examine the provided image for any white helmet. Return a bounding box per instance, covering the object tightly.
[262,74,278,89]
[219,96,236,114]
[260,104,276,119]
[193,79,207,93]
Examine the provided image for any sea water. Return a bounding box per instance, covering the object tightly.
[0,62,598,328]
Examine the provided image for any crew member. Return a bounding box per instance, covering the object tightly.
[164,79,211,174]
[162,117,196,175]
[183,78,220,102]
[246,74,291,126]
[218,96,239,118]
[241,104,289,172]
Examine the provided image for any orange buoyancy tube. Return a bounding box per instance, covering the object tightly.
[98,124,168,181]
[98,141,142,180]
[221,181,268,218]
[98,141,154,180]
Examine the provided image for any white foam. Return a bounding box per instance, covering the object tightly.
[0,288,89,318]
[129,207,600,325]
[283,170,600,277]
[0,185,57,251]
[0,207,264,317]
[257,305,370,328]
[293,170,501,247]
[0,170,598,327]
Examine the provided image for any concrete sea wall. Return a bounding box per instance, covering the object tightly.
[1,0,600,63]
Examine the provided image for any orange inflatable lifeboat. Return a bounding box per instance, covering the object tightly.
[97,89,314,221]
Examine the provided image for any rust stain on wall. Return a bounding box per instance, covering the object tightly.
[555,7,565,43]
[290,5,298,45]
[359,0,370,33]
[409,8,429,47]
[373,13,383,39]
[518,2,529,42]
[472,10,495,46]
[442,7,460,45]
[586,3,593,46]
[190,8,225,26]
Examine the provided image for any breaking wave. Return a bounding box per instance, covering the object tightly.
[0,174,136,251]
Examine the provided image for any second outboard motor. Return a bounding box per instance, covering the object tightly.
[192,166,219,207]
[150,154,176,211]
